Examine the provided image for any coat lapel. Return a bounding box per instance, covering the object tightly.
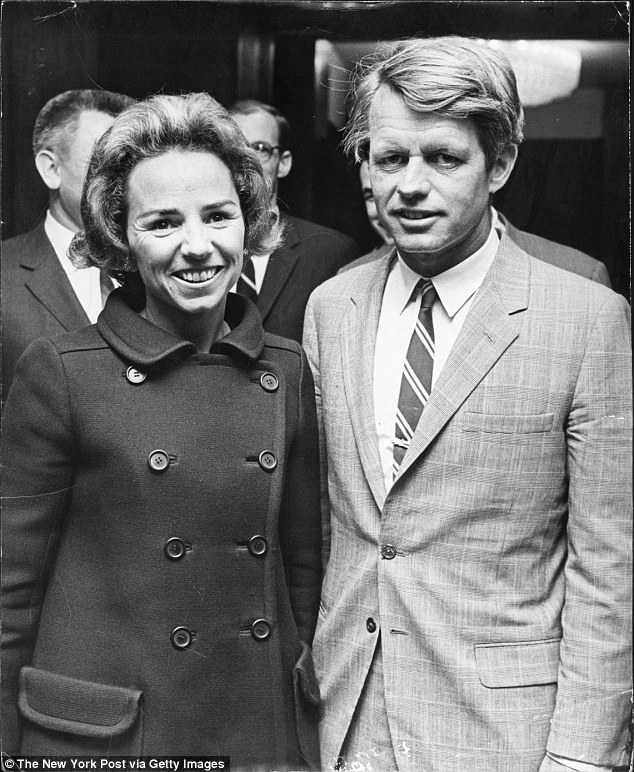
[394,236,530,483]
[257,214,301,322]
[21,224,90,330]
[341,252,395,511]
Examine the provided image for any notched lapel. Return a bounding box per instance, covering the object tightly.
[341,257,392,511]
[395,238,530,482]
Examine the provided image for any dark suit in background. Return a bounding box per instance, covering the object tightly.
[257,212,359,343]
[1,223,90,405]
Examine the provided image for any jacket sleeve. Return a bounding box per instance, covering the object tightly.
[1,338,75,755]
[546,291,632,766]
[278,345,322,645]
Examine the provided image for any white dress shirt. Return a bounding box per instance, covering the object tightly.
[45,212,105,324]
[374,225,499,493]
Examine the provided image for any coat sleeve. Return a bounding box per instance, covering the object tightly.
[302,293,332,572]
[546,292,632,766]
[277,344,322,645]
[1,338,75,755]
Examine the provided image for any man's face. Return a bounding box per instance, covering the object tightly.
[368,85,514,276]
[52,110,115,232]
[231,110,291,203]
[359,160,393,246]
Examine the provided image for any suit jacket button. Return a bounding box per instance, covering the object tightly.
[171,626,193,649]
[381,544,397,560]
[251,619,271,641]
[148,449,170,472]
[366,617,377,633]
[126,366,146,384]
[260,373,279,392]
[248,535,268,557]
[258,450,277,472]
[165,537,186,560]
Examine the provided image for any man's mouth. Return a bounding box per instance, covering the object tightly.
[173,268,221,283]
[395,210,438,221]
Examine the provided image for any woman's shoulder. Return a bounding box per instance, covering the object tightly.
[260,332,306,374]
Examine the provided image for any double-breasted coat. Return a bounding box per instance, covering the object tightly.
[1,289,322,769]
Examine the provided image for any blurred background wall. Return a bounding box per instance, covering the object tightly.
[1,0,629,296]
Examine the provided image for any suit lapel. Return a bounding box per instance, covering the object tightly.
[394,236,530,483]
[257,213,300,322]
[341,252,395,511]
[21,223,90,330]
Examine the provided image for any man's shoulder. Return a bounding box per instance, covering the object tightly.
[281,213,359,251]
[311,251,388,304]
[1,223,52,272]
[505,222,610,286]
[338,243,392,274]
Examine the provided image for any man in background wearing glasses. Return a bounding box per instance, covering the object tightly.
[229,99,359,343]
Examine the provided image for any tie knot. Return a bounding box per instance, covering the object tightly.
[418,279,437,309]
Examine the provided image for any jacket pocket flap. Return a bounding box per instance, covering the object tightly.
[475,638,560,688]
[463,412,554,433]
[293,642,320,705]
[19,666,142,737]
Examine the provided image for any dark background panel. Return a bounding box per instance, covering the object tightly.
[1,0,630,297]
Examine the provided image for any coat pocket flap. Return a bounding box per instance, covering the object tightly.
[463,412,555,433]
[475,638,561,688]
[293,642,320,705]
[19,666,142,737]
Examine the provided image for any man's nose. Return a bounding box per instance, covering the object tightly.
[396,157,431,198]
[181,222,212,257]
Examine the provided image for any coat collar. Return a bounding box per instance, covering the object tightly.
[19,221,91,330]
[97,288,266,368]
[256,211,301,321]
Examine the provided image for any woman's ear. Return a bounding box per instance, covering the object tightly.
[35,149,62,191]
[488,144,518,194]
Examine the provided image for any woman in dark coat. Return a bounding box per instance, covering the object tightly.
[1,93,321,769]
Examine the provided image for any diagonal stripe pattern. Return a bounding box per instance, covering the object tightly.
[236,256,258,302]
[393,279,437,475]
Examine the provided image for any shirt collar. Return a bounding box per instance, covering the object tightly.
[393,223,500,319]
[97,288,266,368]
[44,211,77,275]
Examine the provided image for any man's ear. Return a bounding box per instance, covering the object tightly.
[488,144,518,194]
[35,149,62,191]
[277,150,292,180]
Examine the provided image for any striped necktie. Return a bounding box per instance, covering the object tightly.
[236,256,258,303]
[393,279,437,477]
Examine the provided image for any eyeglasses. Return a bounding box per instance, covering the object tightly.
[249,141,283,161]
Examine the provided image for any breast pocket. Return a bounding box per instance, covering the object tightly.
[462,412,555,434]
[18,666,143,755]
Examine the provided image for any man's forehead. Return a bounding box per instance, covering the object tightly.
[232,109,279,144]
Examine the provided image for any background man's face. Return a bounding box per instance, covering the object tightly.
[232,110,289,202]
[359,160,393,246]
[53,109,115,231]
[368,85,513,276]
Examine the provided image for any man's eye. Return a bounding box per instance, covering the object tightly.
[378,155,405,170]
[432,153,460,168]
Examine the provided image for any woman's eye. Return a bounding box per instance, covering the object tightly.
[151,219,174,231]
[208,212,229,223]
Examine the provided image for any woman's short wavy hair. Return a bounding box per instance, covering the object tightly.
[70,92,280,275]
[343,37,525,171]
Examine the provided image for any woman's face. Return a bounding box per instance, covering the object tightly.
[125,149,245,330]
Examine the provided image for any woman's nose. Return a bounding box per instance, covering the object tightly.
[397,157,431,199]
[181,223,212,258]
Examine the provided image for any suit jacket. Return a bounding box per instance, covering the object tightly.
[1,290,321,767]
[339,214,611,288]
[256,212,359,343]
[1,222,90,405]
[303,236,632,771]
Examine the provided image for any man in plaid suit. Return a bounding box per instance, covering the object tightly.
[303,37,631,772]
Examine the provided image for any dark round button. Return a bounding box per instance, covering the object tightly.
[248,535,268,558]
[126,366,146,384]
[381,544,397,560]
[148,449,169,472]
[258,450,277,472]
[171,626,193,649]
[260,373,279,392]
[164,537,186,560]
[366,617,377,633]
[251,618,271,641]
